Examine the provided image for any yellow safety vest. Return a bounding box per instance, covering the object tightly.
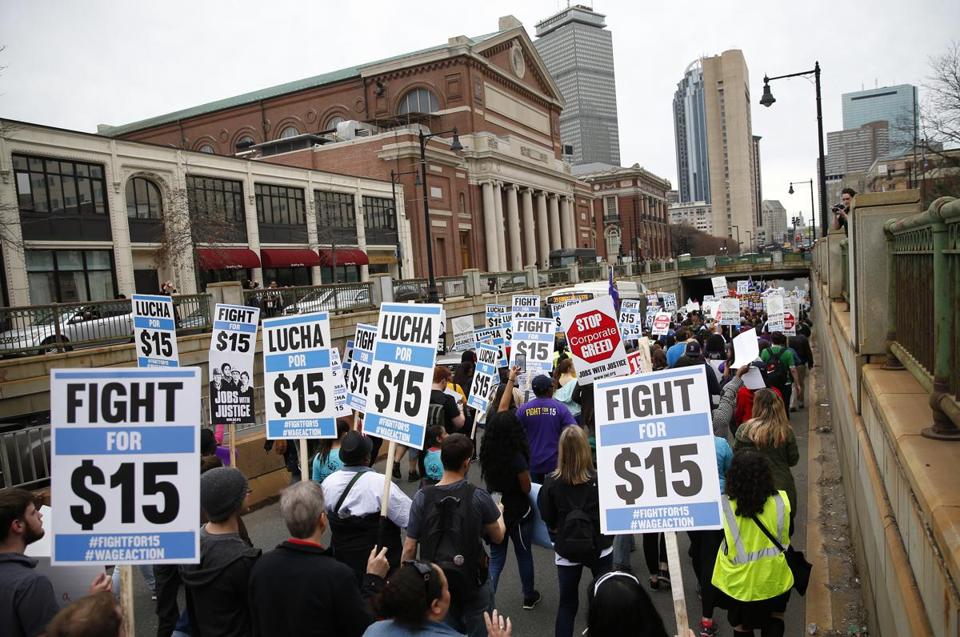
[711,491,793,602]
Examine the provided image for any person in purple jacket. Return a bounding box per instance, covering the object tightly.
[515,374,578,484]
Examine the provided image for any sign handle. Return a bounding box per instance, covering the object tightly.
[229,424,237,468]
[380,440,397,519]
[119,564,135,636]
[299,438,309,482]
[664,531,689,636]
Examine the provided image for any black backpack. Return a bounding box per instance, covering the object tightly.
[418,481,488,598]
[554,480,601,566]
[765,348,789,391]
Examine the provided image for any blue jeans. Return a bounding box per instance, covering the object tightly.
[489,511,536,599]
[443,579,493,637]
[555,553,613,637]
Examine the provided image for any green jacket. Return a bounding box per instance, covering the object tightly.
[733,426,800,514]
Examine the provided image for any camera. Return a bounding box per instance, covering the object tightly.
[831,202,847,214]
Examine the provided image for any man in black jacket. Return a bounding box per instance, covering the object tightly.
[248,480,389,636]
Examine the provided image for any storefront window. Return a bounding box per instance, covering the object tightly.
[25,249,116,304]
[320,265,360,283]
[261,267,312,288]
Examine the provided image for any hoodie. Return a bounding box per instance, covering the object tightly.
[0,553,60,637]
[180,528,261,637]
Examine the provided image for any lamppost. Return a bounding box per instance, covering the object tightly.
[390,168,420,280]
[760,62,828,236]
[788,180,817,243]
[418,128,463,303]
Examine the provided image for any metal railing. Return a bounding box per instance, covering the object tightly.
[613,264,630,277]
[393,276,468,302]
[481,271,529,294]
[580,265,602,281]
[541,268,572,286]
[243,282,374,317]
[0,424,50,489]
[173,294,212,334]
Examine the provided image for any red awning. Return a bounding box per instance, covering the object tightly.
[195,248,261,270]
[260,248,321,268]
[318,248,369,266]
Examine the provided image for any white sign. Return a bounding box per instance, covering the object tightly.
[711,276,729,298]
[783,299,798,336]
[651,312,672,336]
[512,294,540,320]
[467,343,499,413]
[132,294,179,368]
[25,506,106,605]
[660,293,678,313]
[208,304,259,432]
[736,280,749,296]
[766,295,785,332]
[475,327,507,368]
[365,303,443,448]
[559,295,629,385]
[732,328,760,369]
[594,366,723,534]
[51,368,201,564]
[345,323,376,413]
[263,312,336,439]
[451,315,475,352]
[486,304,509,328]
[329,348,352,418]
[618,299,642,340]
[510,317,555,395]
[719,298,741,326]
[627,338,653,375]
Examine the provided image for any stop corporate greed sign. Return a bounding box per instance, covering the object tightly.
[559,295,628,385]
[132,294,179,367]
[263,312,336,439]
[594,366,722,534]
[50,368,201,564]
[208,304,259,431]
[365,303,443,448]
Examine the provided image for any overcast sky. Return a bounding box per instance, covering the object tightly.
[1,0,957,228]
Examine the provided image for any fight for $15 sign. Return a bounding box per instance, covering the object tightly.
[510,317,556,394]
[346,323,376,413]
[51,368,201,564]
[559,295,628,385]
[365,303,442,449]
[132,294,179,368]
[208,304,259,429]
[512,294,540,320]
[263,312,336,439]
[594,366,722,534]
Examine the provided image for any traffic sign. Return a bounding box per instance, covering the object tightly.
[345,323,376,413]
[594,366,722,534]
[50,368,201,564]
[263,312,336,439]
[132,294,179,368]
[559,295,628,385]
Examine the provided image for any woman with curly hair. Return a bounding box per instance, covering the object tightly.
[711,450,793,637]
[733,388,800,533]
[479,410,540,609]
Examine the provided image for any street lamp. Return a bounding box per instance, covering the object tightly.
[390,168,421,280]
[418,127,463,303]
[788,179,817,243]
[761,62,828,236]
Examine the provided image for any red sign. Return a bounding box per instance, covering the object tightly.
[652,313,671,334]
[783,311,796,331]
[566,309,621,364]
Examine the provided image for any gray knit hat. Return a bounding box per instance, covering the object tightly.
[200,467,248,522]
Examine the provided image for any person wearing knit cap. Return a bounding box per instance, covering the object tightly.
[180,468,260,637]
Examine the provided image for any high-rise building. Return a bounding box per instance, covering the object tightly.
[701,50,758,241]
[673,60,711,203]
[753,135,763,226]
[535,5,621,166]
[842,84,918,154]
[761,200,788,246]
[669,201,713,235]
[826,121,890,175]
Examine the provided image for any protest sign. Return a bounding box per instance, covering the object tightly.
[475,326,507,368]
[510,317,555,395]
[594,366,722,534]
[451,315,475,352]
[486,304,509,328]
[711,276,728,298]
[651,311,671,336]
[346,323,376,413]
[766,295,785,332]
[736,280,749,296]
[436,309,447,355]
[618,299,642,340]
[208,304,259,456]
[365,303,443,449]
[559,295,628,385]
[263,312,336,440]
[732,328,760,368]
[329,348,351,418]
[467,343,499,414]
[660,293,678,313]
[342,339,354,375]
[626,337,653,375]
[644,307,658,330]
[645,293,660,310]
[50,367,201,564]
[783,299,798,336]
[512,294,540,320]
[719,297,741,326]
[132,294,179,368]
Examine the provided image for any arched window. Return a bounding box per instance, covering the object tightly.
[198,144,215,154]
[126,177,163,219]
[398,88,439,115]
[235,135,255,151]
[325,115,345,129]
[279,126,300,139]
[605,227,621,259]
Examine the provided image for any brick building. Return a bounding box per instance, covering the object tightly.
[100,16,592,277]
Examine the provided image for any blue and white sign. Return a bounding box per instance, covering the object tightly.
[208,304,259,433]
[475,326,507,368]
[510,317,555,395]
[486,304,509,328]
[660,292,678,313]
[50,368,201,565]
[345,323,376,413]
[132,294,179,368]
[512,294,540,320]
[467,343,500,414]
[618,299,642,341]
[329,348,351,418]
[365,303,443,448]
[594,366,722,534]
[263,312,336,439]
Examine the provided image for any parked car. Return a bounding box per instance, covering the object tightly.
[283,286,372,315]
[394,282,428,302]
[0,302,133,356]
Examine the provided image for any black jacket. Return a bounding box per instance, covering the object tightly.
[247,540,384,637]
[180,530,261,637]
[537,473,613,559]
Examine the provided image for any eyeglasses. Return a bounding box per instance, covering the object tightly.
[403,560,433,595]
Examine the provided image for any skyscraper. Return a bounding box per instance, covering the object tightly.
[535,5,621,166]
[842,84,918,154]
[673,60,711,203]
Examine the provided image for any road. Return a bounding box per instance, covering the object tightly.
[128,406,809,636]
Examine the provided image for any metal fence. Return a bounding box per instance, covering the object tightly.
[541,268,571,286]
[481,271,530,294]
[243,282,374,317]
[173,294,213,334]
[580,265,602,281]
[394,276,468,301]
[0,424,50,489]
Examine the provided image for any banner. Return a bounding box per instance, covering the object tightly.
[345,323,376,413]
[365,303,443,448]
[208,304,259,429]
[451,315,475,352]
[510,317,556,396]
[263,312,336,439]
[558,295,629,385]
[512,294,540,320]
[711,276,728,298]
[594,366,722,534]
[50,368,201,564]
[618,299,642,341]
[132,294,179,368]
[467,343,500,414]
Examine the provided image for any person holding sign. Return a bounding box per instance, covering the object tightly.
[516,375,578,484]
